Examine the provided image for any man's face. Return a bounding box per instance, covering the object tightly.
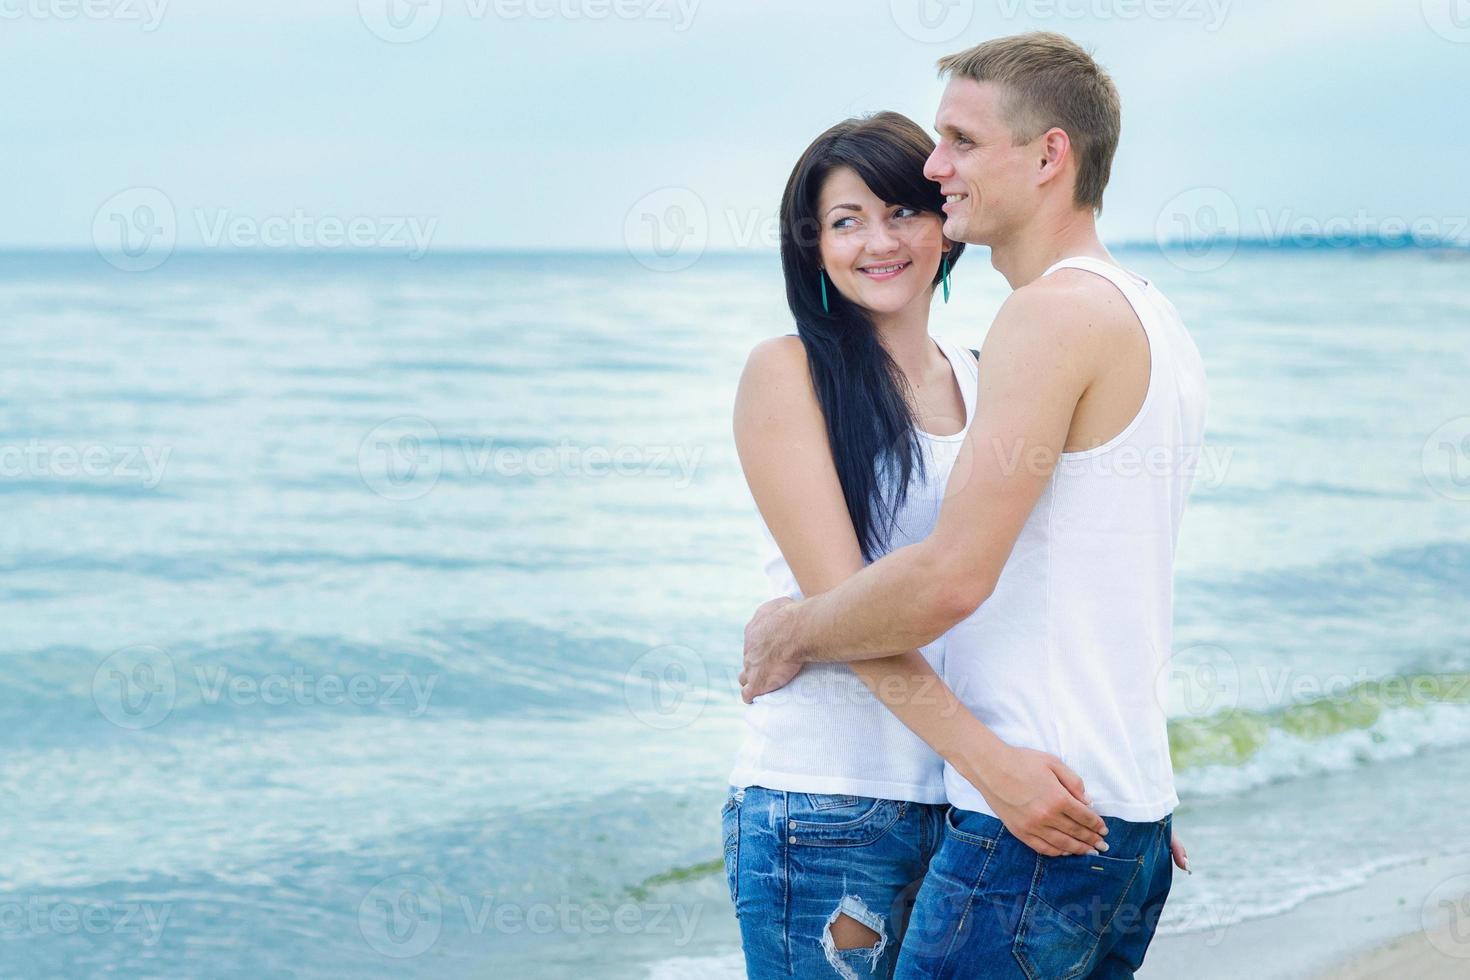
[924,78,1041,246]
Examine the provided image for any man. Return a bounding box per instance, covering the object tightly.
[740,32,1208,977]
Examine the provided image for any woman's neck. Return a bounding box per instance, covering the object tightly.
[871,299,942,384]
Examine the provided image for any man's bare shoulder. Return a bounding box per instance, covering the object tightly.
[994,267,1140,346]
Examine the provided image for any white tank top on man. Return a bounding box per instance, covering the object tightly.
[941,256,1209,822]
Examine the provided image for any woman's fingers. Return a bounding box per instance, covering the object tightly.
[1048,759,1093,808]
[1055,805,1108,851]
[1059,793,1107,836]
[1038,827,1093,857]
[1170,833,1191,874]
[1024,834,1064,858]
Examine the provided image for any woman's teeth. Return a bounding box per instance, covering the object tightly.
[860,262,908,276]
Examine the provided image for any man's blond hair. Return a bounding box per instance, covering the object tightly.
[938,32,1121,212]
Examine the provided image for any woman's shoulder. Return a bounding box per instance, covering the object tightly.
[931,335,981,370]
[735,335,821,427]
[742,334,808,384]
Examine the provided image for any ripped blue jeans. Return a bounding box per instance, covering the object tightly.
[722,786,945,979]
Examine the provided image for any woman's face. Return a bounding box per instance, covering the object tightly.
[815,166,949,318]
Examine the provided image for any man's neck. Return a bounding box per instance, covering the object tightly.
[988,207,1113,290]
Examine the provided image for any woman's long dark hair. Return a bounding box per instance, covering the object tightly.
[779,112,964,561]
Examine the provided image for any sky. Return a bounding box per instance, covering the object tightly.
[2,0,1468,254]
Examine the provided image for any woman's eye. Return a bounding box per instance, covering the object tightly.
[894,207,920,219]
[833,217,856,229]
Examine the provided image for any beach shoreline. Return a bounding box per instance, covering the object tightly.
[1138,850,1470,980]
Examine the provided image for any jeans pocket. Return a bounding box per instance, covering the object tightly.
[943,806,1003,849]
[788,794,905,847]
[721,792,741,908]
[1012,851,1144,980]
[804,793,862,811]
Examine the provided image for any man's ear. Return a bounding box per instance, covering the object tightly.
[1036,127,1072,185]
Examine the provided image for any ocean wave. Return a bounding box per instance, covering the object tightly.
[1171,672,1470,796]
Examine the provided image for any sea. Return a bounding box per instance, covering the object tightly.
[2,244,1467,977]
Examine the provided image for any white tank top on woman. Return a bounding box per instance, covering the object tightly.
[941,256,1208,822]
[728,336,978,804]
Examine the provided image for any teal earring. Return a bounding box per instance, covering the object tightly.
[941,253,952,304]
[820,268,829,314]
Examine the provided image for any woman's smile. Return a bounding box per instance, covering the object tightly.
[856,259,912,282]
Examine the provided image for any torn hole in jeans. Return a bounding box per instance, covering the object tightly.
[820,894,887,979]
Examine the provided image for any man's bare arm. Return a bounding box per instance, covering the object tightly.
[742,284,1099,671]
[731,334,1106,856]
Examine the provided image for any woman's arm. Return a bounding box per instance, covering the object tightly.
[732,336,1107,857]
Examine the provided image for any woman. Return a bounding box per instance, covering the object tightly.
[721,113,1183,978]
[722,111,983,979]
